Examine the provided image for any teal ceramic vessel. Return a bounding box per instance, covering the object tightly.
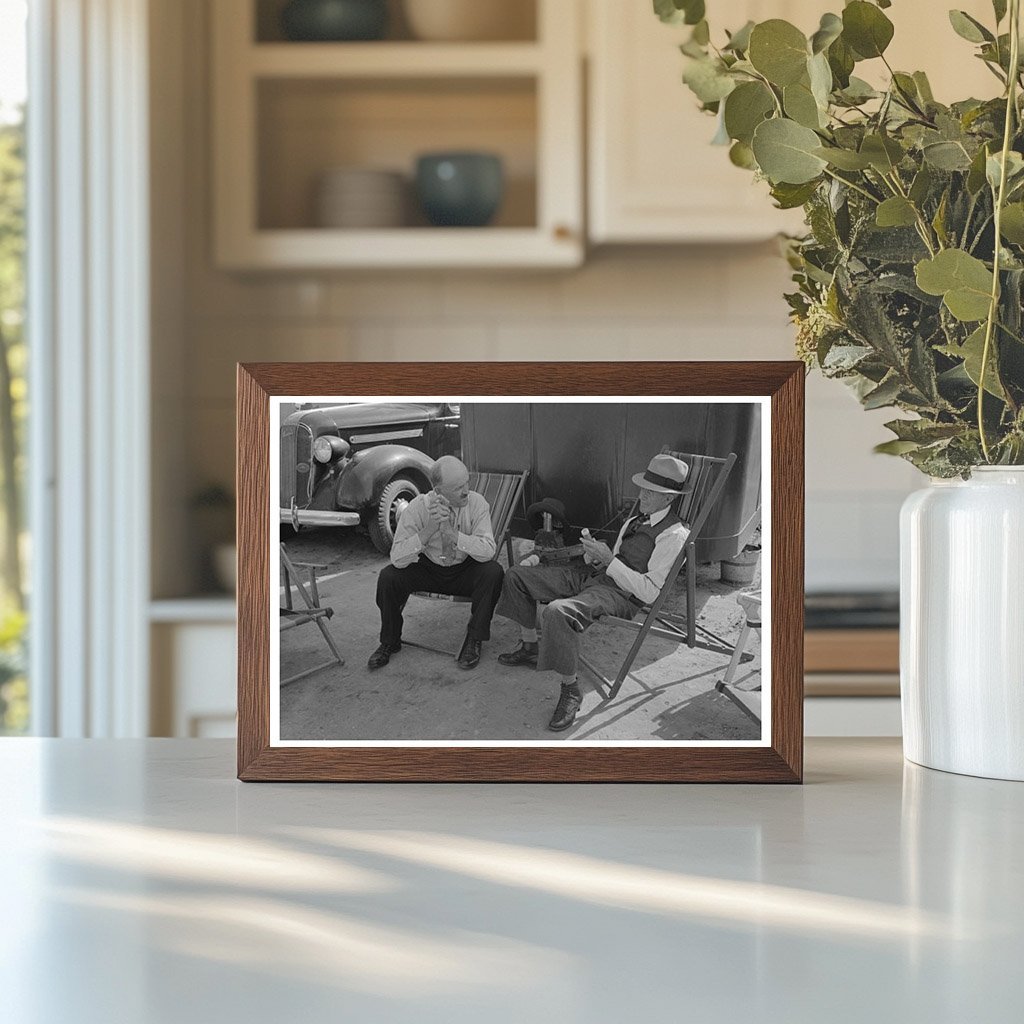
[281,0,388,41]
[415,152,505,227]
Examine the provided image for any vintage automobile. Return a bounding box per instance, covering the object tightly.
[279,402,461,552]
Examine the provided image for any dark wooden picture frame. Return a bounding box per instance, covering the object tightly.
[237,362,804,782]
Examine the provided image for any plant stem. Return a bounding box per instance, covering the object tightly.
[884,171,939,255]
[750,69,783,117]
[979,0,1021,461]
[822,167,880,204]
[997,318,1024,345]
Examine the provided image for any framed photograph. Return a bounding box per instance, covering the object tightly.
[237,362,803,782]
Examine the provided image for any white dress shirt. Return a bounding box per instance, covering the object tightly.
[389,490,496,569]
[605,505,689,605]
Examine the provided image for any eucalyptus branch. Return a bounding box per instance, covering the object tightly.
[884,170,939,255]
[969,213,994,253]
[978,0,1021,461]
[962,191,980,249]
[822,167,881,205]
[749,69,784,117]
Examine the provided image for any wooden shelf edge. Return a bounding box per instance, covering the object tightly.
[217,227,584,270]
[805,628,899,674]
[150,597,237,624]
[249,42,544,78]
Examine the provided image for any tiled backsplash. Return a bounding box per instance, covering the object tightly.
[181,247,917,593]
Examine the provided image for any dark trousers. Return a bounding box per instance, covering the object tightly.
[376,556,505,646]
[495,564,639,676]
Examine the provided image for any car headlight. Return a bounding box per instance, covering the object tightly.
[313,436,350,463]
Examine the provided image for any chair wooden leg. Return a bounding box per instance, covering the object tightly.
[607,614,659,700]
[686,546,697,648]
[282,563,293,611]
[722,622,751,685]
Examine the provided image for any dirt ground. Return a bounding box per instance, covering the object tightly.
[279,526,762,743]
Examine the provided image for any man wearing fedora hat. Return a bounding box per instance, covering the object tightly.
[495,453,690,732]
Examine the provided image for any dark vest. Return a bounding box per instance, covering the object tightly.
[616,512,682,573]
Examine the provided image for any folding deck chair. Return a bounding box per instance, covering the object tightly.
[402,469,528,657]
[577,449,739,700]
[279,543,345,685]
[715,588,762,724]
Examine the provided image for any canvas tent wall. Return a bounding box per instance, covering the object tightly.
[460,401,760,562]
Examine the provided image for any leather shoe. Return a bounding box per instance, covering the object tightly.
[457,636,481,670]
[548,683,582,731]
[367,641,401,671]
[498,641,538,667]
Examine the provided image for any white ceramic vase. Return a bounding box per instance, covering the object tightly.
[900,467,1024,781]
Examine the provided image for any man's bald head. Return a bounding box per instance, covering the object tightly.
[431,456,471,507]
[430,456,468,488]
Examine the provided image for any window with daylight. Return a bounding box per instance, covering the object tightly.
[0,0,28,734]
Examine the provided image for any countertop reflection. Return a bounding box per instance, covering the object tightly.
[1,738,1020,1023]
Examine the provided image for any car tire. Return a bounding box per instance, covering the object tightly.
[368,475,421,554]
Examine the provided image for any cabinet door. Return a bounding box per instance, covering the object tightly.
[588,0,811,242]
[588,0,1000,244]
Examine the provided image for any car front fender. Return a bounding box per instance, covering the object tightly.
[335,445,435,513]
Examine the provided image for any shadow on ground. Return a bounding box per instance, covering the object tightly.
[279,527,761,742]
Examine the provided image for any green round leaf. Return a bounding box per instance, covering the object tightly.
[807,52,833,108]
[860,133,904,173]
[941,326,1005,398]
[770,180,820,209]
[949,10,994,44]
[724,20,755,53]
[915,249,994,321]
[682,57,736,104]
[729,140,757,170]
[812,145,871,170]
[783,81,823,129]
[748,20,809,86]
[751,118,828,184]
[999,203,1024,245]
[875,196,918,228]
[923,141,973,171]
[723,81,775,144]
[842,1,894,59]
[810,13,843,55]
[827,35,856,88]
[654,0,705,26]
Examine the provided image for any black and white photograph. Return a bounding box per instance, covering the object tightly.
[271,397,769,745]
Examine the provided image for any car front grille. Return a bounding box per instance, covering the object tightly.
[279,424,313,507]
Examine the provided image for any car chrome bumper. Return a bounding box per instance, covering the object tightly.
[280,508,361,528]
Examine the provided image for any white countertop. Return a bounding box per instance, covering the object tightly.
[1,738,1020,1023]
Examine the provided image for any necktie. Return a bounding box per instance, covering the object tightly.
[626,515,649,537]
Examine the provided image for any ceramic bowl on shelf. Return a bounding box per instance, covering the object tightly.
[402,0,534,42]
[280,0,388,42]
[315,167,408,228]
[414,152,504,227]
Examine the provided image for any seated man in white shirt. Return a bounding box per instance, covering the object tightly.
[495,453,690,732]
[369,456,503,672]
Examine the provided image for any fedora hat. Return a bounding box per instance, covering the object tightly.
[526,497,567,531]
[631,453,689,493]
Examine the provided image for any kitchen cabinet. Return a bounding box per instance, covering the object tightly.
[150,601,237,738]
[587,0,810,243]
[211,0,583,268]
[586,0,999,244]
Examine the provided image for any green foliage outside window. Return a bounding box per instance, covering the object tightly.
[0,110,27,733]
[659,0,1024,477]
